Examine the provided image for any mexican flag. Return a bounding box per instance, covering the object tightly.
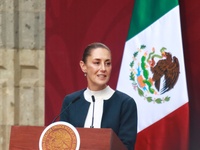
[117,0,189,150]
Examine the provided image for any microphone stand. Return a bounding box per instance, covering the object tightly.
[90,95,95,128]
[51,96,80,123]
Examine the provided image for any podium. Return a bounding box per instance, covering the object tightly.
[9,125,127,150]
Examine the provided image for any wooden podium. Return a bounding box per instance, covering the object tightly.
[9,125,127,150]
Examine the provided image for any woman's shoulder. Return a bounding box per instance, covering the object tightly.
[114,90,133,99]
[63,89,85,100]
[113,90,136,104]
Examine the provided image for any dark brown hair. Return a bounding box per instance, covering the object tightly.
[82,42,111,63]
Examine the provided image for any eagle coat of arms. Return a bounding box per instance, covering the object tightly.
[129,45,180,104]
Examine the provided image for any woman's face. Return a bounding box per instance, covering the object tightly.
[80,47,112,91]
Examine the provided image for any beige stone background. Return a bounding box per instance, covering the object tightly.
[0,0,45,149]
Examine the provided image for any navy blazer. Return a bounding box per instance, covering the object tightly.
[60,89,137,150]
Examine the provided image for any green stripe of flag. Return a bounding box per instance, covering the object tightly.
[127,0,178,40]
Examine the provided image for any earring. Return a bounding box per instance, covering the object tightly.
[84,72,87,76]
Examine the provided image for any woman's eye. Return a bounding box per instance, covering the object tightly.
[106,62,111,66]
[94,62,99,65]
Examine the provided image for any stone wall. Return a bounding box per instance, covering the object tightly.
[0,0,45,149]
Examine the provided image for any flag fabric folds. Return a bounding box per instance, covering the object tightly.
[117,0,189,150]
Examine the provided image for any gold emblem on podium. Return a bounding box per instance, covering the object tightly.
[39,121,80,150]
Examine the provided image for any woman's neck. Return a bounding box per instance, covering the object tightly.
[87,84,107,91]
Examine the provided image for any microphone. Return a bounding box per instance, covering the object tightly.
[90,95,95,128]
[52,96,80,123]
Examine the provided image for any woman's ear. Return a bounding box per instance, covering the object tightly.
[79,61,86,73]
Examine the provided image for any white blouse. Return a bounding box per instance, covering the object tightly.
[83,86,115,128]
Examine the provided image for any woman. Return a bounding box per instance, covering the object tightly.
[60,42,137,150]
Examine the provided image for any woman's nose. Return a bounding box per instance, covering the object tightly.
[100,63,106,71]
